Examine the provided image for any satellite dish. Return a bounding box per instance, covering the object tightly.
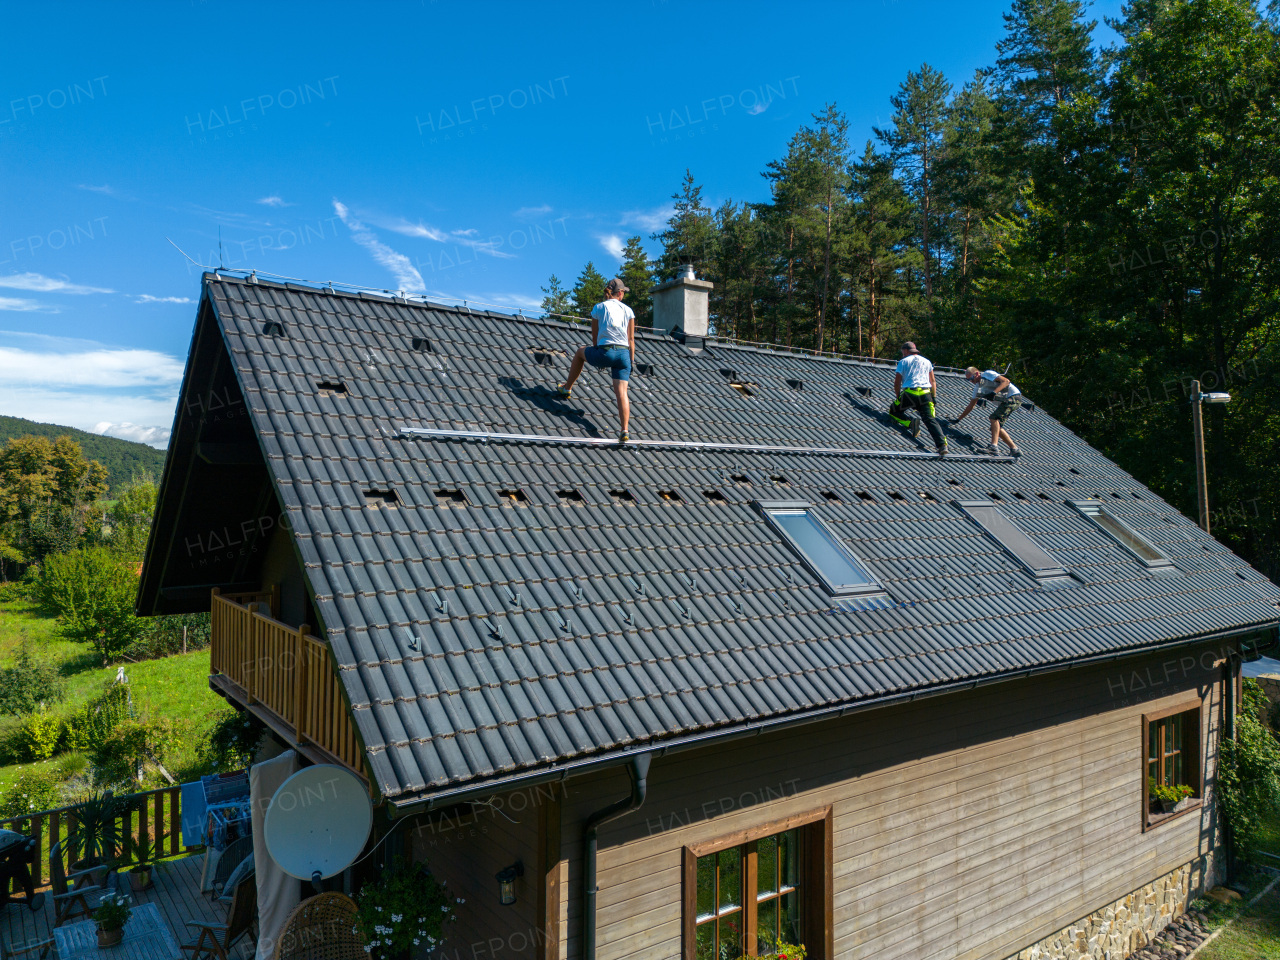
[263,764,372,882]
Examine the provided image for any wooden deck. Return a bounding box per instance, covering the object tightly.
[1,855,255,960]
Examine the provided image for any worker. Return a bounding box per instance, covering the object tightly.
[889,342,948,457]
[954,366,1024,456]
[556,277,636,443]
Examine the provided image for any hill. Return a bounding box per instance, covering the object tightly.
[0,415,168,491]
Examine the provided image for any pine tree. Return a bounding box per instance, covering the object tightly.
[539,274,571,319]
[570,262,606,319]
[847,142,920,358]
[617,237,654,327]
[653,170,718,281]
[876,64,953,305]
[797,104,851,351]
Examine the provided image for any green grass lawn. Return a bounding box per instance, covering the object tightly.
[1197,878,1280,959]
[0,596,234,802]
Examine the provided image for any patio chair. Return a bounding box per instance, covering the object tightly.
[48,841,108,928]
[272,893,364,960]
[210,835,253,899]
[182,872,257,960]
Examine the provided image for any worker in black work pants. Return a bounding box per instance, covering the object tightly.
[888,341,948,456]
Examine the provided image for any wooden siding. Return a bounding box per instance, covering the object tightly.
[549,641,1229,960]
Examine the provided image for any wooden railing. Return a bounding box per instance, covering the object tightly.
[210,590,365,777]
[0,784,203,889]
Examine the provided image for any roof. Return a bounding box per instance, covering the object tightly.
[145,274,1280,804]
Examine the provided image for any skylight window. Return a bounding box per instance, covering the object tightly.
[1069,500,1172,569]
[954,500,1070,582]
[757,500,882,597]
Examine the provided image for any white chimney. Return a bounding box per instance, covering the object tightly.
[650,265,713,338]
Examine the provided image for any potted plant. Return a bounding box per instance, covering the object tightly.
[93,893,132,947]
[1149,778,1195,814]
[122,834,157,891]
[67,790,126,883]
[354,859,462,960]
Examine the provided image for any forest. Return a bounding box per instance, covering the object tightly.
[544,0,1280,580]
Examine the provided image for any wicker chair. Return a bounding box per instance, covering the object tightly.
[182,872,257,960]
[47,841,107,928]
[210,835,254,899]
[272,893,364,960]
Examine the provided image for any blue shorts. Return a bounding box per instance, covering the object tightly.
[583,345,631,381]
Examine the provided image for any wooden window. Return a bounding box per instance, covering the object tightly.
[1142,700,1203,829]
[683,808,832,960]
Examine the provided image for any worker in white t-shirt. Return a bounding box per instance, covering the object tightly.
[556,278,636,443]
[889,342,948,456]
[954,367,1023,456]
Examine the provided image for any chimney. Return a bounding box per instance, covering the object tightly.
[650,264,714,338]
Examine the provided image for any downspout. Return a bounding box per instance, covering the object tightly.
[1223,652,1238,878]
[581,753,652,960]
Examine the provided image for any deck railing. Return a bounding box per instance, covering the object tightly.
[0,783,204,889]
[210,590,365,777]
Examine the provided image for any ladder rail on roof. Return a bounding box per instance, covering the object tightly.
[399,427,1014,462]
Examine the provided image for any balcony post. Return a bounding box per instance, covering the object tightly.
[294,625,309,745]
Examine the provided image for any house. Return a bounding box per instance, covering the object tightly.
[139,272,1280,960]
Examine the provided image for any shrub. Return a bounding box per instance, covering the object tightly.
[92,716,185,788]
[65,683,132,754]
[35,547,146,662]
[0,645,65,715]
[203,710,264,771]
[1218,679,1280,860]
[0,766,64,827]
[16,708,62,761]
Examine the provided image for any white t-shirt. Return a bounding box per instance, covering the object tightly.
[591,300,634,347]
[895,353,934,390]
[972,369,1022,399]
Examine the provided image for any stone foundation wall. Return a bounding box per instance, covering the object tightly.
[1005,857,1215,960]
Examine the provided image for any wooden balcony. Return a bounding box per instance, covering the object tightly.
[209,590,366,780]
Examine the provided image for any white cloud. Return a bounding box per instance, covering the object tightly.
[0,297,56,312]
[135,295,194,304]
[621,206,674,232]
[598,234,626,261]
[92,421,171,448]
[256,195,290,207]
[333,200,427,294]
[3,387,177,448]
[0,346,183,387]
[380,218,448,242]
[513,204,552,220]
[78,184,117,195]
[474,293,543,312]
[747,101,770,116]
[0,272,114,295]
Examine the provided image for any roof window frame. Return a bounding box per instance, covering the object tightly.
[953,499,1071,583]
[1068,499,1173,569]
[755,499,884,598]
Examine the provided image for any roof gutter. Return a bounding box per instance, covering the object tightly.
[387,619,1278,817]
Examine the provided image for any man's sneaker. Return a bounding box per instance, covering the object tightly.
[1009,447,1023,458]
[980,443,999,455]
[937,443,948,458]
[618,430,629,444]
[555,382,573,399]
[910,418,921,439]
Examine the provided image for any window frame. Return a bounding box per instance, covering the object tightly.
[755,500,884,598]
[1141,699,1204,831]
[682,806,834,960]
[953,499,1071,582]
[1069,499,1173,569]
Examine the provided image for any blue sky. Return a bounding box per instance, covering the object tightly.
[0,0,1122,447]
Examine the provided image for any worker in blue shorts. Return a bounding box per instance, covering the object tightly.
[556,278,635,443]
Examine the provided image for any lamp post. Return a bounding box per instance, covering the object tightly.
[1189,379,1231,533]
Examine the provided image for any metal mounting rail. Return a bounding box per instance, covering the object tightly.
[399,427,1015,462]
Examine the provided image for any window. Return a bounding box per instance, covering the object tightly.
[1069,500,1172,569]
[954,500,1069,582]
[1142,702,1202,827]
[757,501,881,597]
[683,808,832,959]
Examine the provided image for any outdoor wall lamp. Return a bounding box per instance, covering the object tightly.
[496,861,523,905]
[1190,381,1232,534]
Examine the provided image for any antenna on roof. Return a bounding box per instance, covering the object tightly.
[218,227,225,270]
